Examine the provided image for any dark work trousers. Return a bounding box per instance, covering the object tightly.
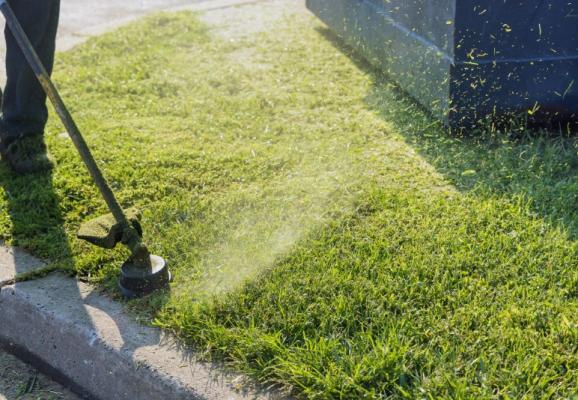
[1,0,60,142]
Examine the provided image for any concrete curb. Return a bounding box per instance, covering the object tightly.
[0,273,282,400]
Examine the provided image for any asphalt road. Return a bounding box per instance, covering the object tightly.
[0,349,78,400]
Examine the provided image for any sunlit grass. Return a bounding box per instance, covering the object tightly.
[0,9,577,399]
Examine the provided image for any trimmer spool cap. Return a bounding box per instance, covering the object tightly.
[119,255,170,298]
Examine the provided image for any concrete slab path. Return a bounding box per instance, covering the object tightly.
[57,0,207,51]
[0,0,256,84]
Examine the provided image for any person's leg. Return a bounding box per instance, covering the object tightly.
[2,0,60,142]
[0,0,60,173]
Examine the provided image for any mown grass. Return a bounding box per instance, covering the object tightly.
[1,7,577,399]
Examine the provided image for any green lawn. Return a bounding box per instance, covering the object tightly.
[2,9,578,399]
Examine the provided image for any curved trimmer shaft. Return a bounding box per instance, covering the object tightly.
[0,0,169,296]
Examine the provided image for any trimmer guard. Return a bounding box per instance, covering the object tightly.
[77,208,142,249]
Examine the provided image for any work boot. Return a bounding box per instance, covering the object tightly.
[0,135,54,174]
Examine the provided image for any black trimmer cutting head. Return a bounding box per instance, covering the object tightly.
[119,254,170,298]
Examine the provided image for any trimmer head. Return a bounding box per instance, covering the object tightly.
[119,254,170,298]
[77,208,170,298]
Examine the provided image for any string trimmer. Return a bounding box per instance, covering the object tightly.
[0,0,170,298]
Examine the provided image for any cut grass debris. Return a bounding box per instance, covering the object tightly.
[0,349,77,400]
[0,5,577,399]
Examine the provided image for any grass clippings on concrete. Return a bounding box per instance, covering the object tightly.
[0,350,77,400]
[0,7,577,399]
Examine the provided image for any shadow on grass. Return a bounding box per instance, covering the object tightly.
[317,26,578,239]
[0,167,73,269]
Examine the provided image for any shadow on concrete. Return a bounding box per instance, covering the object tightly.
[316,26,578,241]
